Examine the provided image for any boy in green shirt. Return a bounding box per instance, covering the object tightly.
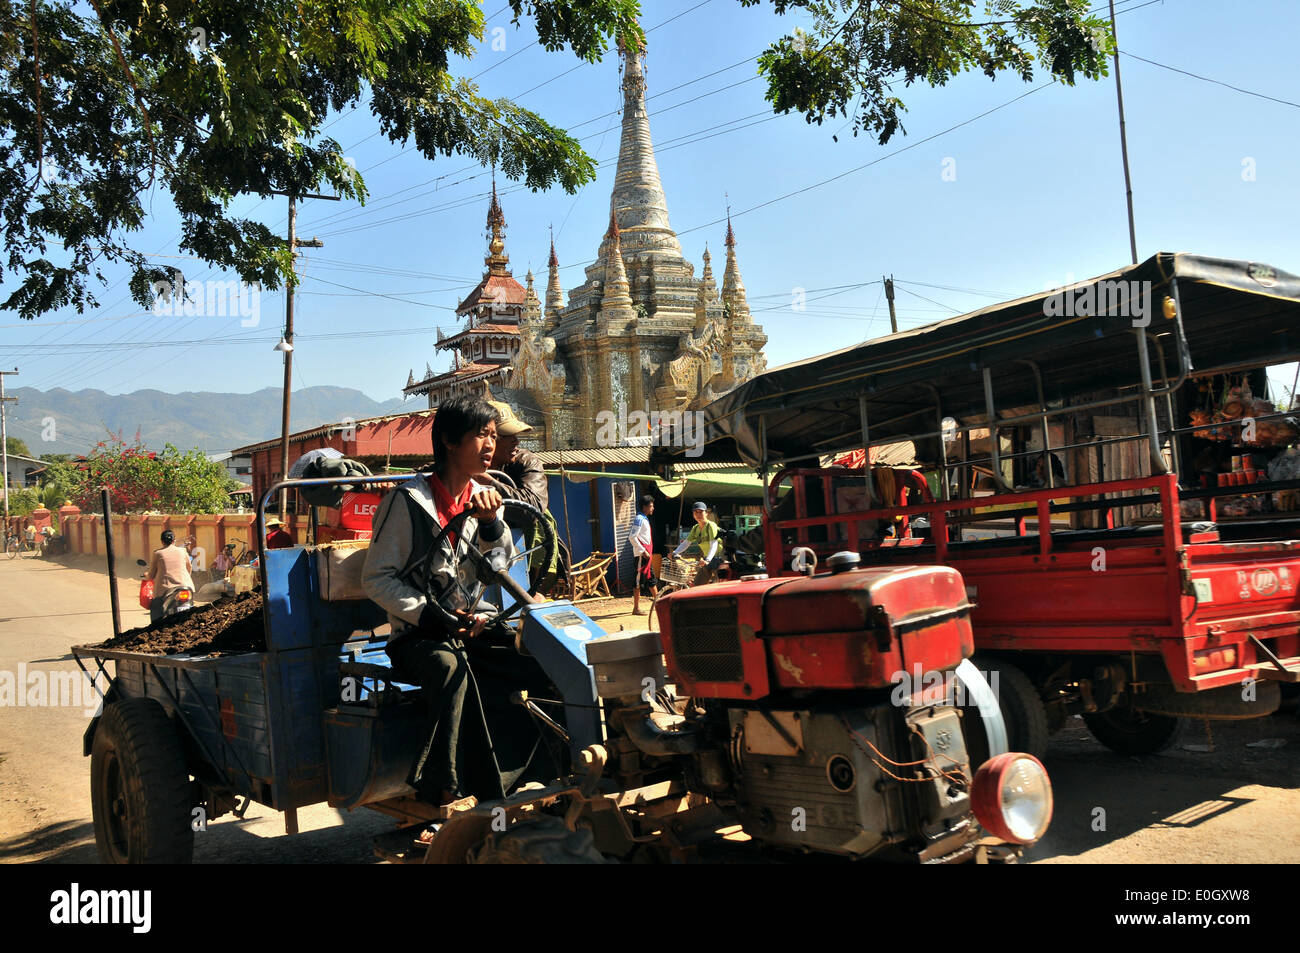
[672,501,721,586]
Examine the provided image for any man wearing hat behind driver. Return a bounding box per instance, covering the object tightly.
[265,517,293,550]
[672,501,721,586]
[487,400,547,512]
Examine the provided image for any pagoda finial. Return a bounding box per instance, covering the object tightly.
[599,208,634,322]
[484,170,509,277]
[523,268,542,329]
[722,217,749,324]
[545,228,565,322]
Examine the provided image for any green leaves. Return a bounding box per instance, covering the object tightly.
[741,0,1110,144]
[65,432,232,514]
[0,0,642,320]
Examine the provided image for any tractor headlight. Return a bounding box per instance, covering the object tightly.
[971,752,1053,845]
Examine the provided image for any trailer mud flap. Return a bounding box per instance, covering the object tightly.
[955,659,1008,758]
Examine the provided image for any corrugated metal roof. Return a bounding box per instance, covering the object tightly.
[670,461,750,473]
[533,446,651,466]
[231,409,433,455]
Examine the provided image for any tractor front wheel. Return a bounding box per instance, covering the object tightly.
[91,698,195,863]
[469,815,607,864]
[963,655,1050,763]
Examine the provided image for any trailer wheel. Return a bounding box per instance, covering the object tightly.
[91,698,195,864]
[469,816,607,864]
[1082,700,1183,755]
[965,656,1049,762]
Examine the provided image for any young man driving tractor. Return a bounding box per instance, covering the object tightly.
[362,396,554,818]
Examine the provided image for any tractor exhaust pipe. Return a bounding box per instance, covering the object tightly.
[621,704,704,757]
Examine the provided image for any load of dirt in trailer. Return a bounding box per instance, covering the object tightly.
[96,592,267,655]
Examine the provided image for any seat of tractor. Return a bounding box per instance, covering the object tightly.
[337,639,421,705]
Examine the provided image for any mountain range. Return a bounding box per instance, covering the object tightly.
[4,386,411,456]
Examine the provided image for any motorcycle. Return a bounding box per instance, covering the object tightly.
[136,559,195,618]
[714,529,767,581]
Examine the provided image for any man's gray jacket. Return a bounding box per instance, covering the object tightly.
[362,475,512,637]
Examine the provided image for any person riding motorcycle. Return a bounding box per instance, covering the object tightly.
[146,530,195,623]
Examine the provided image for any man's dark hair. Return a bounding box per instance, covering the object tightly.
[1040,453,1065,478]
[161,530,175,545]
[640,494,655,510]
[431,395,500,471]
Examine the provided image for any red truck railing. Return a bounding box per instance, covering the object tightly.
[763,469,1300,691]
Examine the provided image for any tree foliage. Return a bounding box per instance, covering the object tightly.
[0,0,1109,320]
[0,0,643,319]
[741,0,1112,143]
[5,436,32,457]
[5,486,40,516]
[64,432,231,513]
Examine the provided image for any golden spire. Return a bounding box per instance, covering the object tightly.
[545,225,565,322]
[600,208,634,320]
[485,169,509,276]
[722,211,749,323]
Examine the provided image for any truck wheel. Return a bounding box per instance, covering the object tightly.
[968,656,1049,761]
[469,815,607,864]
[1082,700,1183,755]
[91,698,195,864]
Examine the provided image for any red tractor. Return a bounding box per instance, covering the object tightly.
[428,547,1052,864]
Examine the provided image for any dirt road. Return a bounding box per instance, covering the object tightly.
[1,554,1296,864]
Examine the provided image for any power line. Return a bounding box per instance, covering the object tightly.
[1120,51,1300,110]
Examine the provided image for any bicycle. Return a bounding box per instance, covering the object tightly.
[646,554,711,630]
[5,533,33,559]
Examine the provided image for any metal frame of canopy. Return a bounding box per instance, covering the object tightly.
[652,253,1300,515]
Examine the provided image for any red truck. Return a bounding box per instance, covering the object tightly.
[666,253,1300,757]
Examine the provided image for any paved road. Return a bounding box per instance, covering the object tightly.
[1,554,1296,864]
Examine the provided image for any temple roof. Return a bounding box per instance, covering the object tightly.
[456,273,527,313]
[403,361,505,395]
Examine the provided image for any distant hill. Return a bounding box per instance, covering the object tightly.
[5,386,412,456]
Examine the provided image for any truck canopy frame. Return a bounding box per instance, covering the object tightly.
[655,253,1300,508]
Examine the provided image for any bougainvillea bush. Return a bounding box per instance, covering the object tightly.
[66,433,231,514]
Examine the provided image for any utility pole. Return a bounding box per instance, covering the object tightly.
[1109,0,1139,265]
[883,276,898,334]
[0,368,17,524]
[268,192,334,520]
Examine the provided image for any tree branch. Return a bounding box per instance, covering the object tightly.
[86,0,159,188]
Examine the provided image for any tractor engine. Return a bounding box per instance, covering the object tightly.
[585,557,1049,861]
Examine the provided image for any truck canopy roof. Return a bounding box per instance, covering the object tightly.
[657,252,1300,468]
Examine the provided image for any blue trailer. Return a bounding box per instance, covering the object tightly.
[73,475,1041,864]
[73,475,610,862]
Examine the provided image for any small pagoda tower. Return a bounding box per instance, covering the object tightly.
[404,178,526,407]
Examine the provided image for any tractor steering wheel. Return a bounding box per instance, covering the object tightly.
[419,498,553,634]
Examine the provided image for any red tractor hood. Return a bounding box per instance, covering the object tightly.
[659,566,975,698]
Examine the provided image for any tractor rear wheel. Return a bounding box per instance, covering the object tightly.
[91,698,195,864]
[469,815,606,864]
[1083,699,1184,755]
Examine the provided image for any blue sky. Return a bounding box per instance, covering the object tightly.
[1,0,1297,415]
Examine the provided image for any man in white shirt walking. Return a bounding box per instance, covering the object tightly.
[631,495,657,614]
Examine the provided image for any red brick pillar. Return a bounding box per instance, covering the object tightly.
[58,504,80,542]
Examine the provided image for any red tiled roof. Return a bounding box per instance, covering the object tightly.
[457,274,526,312]
[403,362,508,394]
[440,323,521,341]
